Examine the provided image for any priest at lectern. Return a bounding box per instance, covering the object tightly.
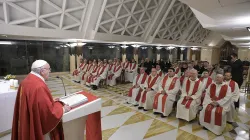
[11,60,71,140]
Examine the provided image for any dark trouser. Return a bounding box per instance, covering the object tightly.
[235,79,243,109]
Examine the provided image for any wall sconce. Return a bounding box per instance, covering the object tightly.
[191,47,199,51]
[180,47,185,51]
[132,44,141,48]
[156,46,163,50]
[166,46,175,50]
[108,46,115,49]
[88,46,93,50]
[141,47,147,49]
[121,45,129,48]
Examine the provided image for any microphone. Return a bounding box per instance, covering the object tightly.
[56,76,67,96]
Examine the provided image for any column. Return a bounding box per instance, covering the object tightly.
[63,47,69,71]
[187,48,191,61]
[133,47,138,62]
[156,49,160,61]
[70,55,75,73]
[147,47,153,60]
[116,47,121,60]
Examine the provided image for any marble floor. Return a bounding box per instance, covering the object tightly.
[1,74,250,140]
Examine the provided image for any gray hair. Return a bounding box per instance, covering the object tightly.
[31,66,45,74]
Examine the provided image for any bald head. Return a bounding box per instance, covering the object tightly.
[151,68,157,76]
[31,60,50,80]
[216,74,224,84]
[189,69,198,80]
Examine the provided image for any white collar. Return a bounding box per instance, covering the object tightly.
[30,71,45,83]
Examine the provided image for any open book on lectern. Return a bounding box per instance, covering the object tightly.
[59,93,88,108]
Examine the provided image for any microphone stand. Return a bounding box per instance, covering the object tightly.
[56,76,67,96]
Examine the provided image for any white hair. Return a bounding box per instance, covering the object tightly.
[31,66,45,74]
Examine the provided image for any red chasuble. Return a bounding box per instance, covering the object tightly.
[12,74,64,140]
[204,84,228,126]
[153,76,178,112]
[199,77,213,105]
[181,79,201,109]
[228,80,235,92]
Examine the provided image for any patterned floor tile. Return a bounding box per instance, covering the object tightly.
[123,112,153,126]
[107,105,133,116]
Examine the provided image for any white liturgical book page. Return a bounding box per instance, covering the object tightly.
[60,94,88,108]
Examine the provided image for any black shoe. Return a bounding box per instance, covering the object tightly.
[126,102,130,104]
[92,85,98,90]
[143,109,148,111]
[161,114,167,118]
[138,107,143,110]
[134,104,139,107]
[153,112,161,115]
[202,127,208,130]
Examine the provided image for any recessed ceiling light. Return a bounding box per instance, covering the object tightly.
[0,41,12,45]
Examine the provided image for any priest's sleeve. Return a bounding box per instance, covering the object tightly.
[36,87,64,135]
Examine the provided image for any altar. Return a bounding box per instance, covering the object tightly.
[0,80,17,133]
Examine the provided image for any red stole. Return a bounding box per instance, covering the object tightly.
[200,77,213,90]
[140,75,159,103]
[204,84,228,126]
[109,64,114,71]
[108,65,121,80]
[180,76,185,86]
[209,70,213,76]
[128,73,147,97]
[228,80,235,92]
[123,62,129,69]
[81,63,87,71]
[82,64,93,80]
[175,68,180,74]
[129,63,136,71]
[158,71,163,77]
[181,79,201,109]
[92,66,98,73]
[11,74,64,140]
[153,76,178,112]
[72,63,84,75]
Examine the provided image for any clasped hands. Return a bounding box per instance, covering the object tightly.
[185,96,193,100]
[211,101,219,107]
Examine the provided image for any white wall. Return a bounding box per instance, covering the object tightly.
[238,48,250,61]
[200,47,220,64]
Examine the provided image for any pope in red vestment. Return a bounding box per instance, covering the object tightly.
[11,60,70,140]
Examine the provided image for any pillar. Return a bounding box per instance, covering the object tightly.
[116,47,121,60]
[70,55,75,73]
[147,47,153,60]
[156,49,160,61]
[63,47,70,71]
[187,48,191,61]
[133,48,138,62]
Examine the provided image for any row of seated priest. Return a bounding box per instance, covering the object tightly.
[127,68,239,136]
[72,57,221,90]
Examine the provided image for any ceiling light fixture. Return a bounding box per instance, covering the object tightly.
[141,47,147,49]
[0,41,12,45]
[180,47,185,51]
[88,46,93,50]
[121,45,129,48]
[132,44,141,48]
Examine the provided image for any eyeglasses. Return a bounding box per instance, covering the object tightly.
[43,68,51,72]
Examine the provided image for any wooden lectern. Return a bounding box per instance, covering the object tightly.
[61,92,102,140]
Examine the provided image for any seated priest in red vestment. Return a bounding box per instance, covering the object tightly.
[127,67,148,105]
[86,61,98,86]
[81,60,93,85]
[199,74,232,135]
[199,70,213,105]
[12,60,71,140]
[224,72,240,122]
[73,58,88,83]
[153,68,180,117]
[72,58,83,76]
[90,61,108,90]
[107,61,122,86]
[176,69,202,121]
[156,64,164,79]
[125,59,138,83]
[137,68,161,111]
